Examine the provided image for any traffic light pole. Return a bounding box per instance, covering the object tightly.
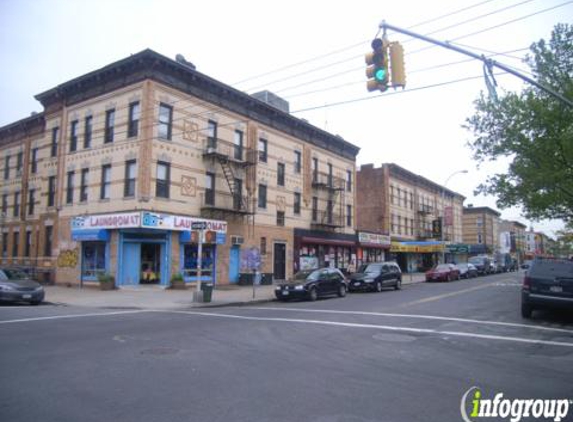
[378,21,573,108]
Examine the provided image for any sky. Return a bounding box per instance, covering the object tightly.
[1,0,571,237]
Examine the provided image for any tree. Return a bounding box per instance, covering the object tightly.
[465,23,573,224]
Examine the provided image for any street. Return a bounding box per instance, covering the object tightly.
[1,271,572,422]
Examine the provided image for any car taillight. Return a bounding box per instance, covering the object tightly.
[523,276,531,290]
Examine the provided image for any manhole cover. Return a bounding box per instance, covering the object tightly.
[140,347,179,356]
[372,333,416,342]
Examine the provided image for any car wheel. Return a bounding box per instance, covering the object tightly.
[337,284,347,298]
[309,287,318,302]
[375,281,382,292]
[394,278,402,290]
[521,303,533,319]
[446,274,451,282]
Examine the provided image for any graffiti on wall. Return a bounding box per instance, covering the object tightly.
[57,248,79,268]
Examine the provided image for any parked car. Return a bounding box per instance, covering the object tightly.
[275,268,347,302]
[348,262,402,292]
[456,263,478,279]
[521,257,573,318]
[0,268,45,305]
[425,264,461,282]
[468,256,491,276]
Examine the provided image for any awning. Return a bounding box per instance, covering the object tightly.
[300,236,356,247]
[390,241,444,253]
[72,229,110,241]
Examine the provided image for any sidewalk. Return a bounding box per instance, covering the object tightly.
[44,273,426,310]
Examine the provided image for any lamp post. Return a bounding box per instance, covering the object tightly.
[441,170,468,264]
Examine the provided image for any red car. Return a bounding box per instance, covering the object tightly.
[425,264,461,282]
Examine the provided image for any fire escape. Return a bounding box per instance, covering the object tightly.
[201,136,256,227]
[311,170,345,231]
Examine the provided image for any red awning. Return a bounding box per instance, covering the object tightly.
[300,236,355,247]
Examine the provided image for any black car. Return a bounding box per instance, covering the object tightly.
[456,263,478,279]
[348,262,402,292]
[521,257,573,318]
[468,256,491,276]
[275,268,347,301]
[0,268,45,305]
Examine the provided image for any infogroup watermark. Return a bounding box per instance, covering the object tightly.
[461,387,572,422]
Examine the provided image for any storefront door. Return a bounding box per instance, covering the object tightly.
[121,243,140,286]
[229,245,240,283]
[273,243,286,280]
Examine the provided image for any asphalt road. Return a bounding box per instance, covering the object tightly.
[1,271,572,422]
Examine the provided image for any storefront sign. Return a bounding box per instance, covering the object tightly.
[71,212,227,233]
[446,244,469,254]
[358,232,391,247]
[390,241,444,253]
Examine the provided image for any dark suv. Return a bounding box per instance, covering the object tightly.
[521,257,573,318]
[348,262,402,292]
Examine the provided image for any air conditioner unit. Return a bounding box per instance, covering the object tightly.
[231,235,244,245]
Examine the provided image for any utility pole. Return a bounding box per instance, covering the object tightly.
[377,21,573,108]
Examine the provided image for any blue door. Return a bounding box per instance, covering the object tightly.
[121,243,140,286]
[229,246,240,283]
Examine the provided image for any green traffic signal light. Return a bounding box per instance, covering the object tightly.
[374,68,387,82]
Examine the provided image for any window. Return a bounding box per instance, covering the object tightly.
[100,164,111,200]
[205,172,215,205]
[277,162,285,186]
[84,115,93,148]
[260,237,267,255]
[124,160,137,197]
[12,232,19,258]
[346,170,352,192]
[51,127,59,157]
[80,168,89,202]
[346,204,352,227]
[258,184,267,208]
[28,189,35,215]
[258,138,267,162]
[16,151,23,174]
[70,120,78,152]
[294,192,301,215]
[312,196,318,221]
[44,226,53,257]
[234,130,243,160]
[233,179,243,210]
[156,161,170,198]
[312,157,318,182]
[47,176,56,207]
[158,103,173,140]
[13,191,20,217]
[25,230,32,257]
[327,163,333,187]
[207,120,217,149]
[1,194,7,215]
[327,199,333,224]
[1,233,7,257]
[105,109,115,143]
[66,171,74,204]
[277,211,285,227]
[128,101,140,138]
[294,151,302,173]
[30,148,38,174]
[4,155,10,180]
[82,242,106,278]
[478,233,483,244]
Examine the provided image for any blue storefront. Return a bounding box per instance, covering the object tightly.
[71,212,227,287]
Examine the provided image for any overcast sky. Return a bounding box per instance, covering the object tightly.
[1,0,571,237]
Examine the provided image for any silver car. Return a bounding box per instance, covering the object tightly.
[0,268,45,305]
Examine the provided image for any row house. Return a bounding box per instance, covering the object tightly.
[0,49,359,287]
[356,163,465,272]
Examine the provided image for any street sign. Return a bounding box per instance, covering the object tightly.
[191,222,207,230]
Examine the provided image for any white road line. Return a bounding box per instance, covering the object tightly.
[247,307,573,334]
[0,310,149,325]
[166,310,573,348]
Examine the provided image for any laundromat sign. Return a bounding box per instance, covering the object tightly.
[71,212,227,233]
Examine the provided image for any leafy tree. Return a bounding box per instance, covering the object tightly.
[465,23,573,223]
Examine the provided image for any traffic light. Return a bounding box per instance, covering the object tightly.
[365,38,389,92]
[432,219,442,238]
[389,42,406,88]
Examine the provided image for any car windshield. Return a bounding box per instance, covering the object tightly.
[363,264,382,273]
[434,264,451,271]
[2,269,29,279]
[529,259,573,278]
[469,257,483,264]
[293,269,321,281]
[457,264,468,269]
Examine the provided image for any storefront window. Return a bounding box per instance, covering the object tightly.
[82,242,106,278]
[183,244,215,277]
